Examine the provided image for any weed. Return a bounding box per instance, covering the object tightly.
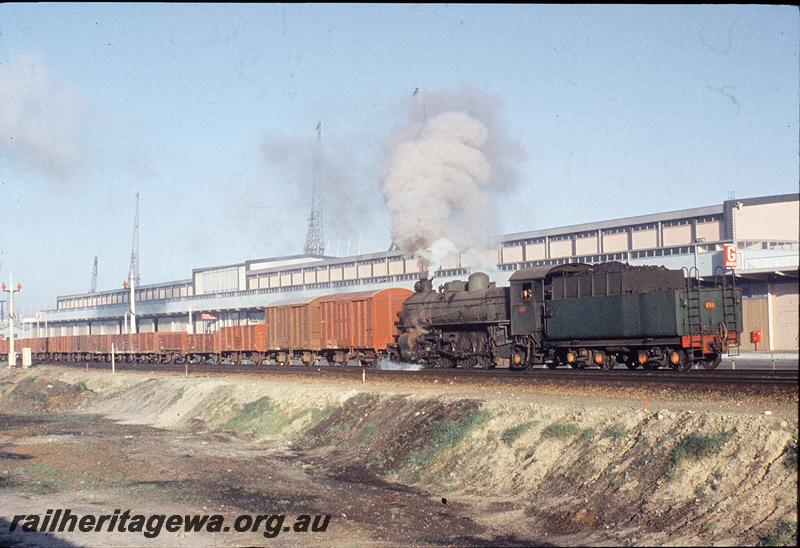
[541,420,581,440]
[760,519,797,546]
[667,430,733,481]
[19,463,69,494]
[578,427,596,443]
[72,381,88,391]
[308,405,337,424]
[602,424,629,440]
[783,441,797,473]
[222,396,301,437]
[694,484,706,498]
[406,448,424,467]
[408,409,491,467]
[501,421,537,445]
[203,396,238,424]
[360,422,378,441]
[515,445,535,459]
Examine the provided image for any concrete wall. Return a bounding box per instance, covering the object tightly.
[388,259,404,276]
[503,245,523,263]
[737,200,800,241]
[576,234,598,256]
[526,241,546,260]
[663,224,692,246]
[696,220,722,242]
[358,263,372,278]
[771,282,799,351]
[550,238,572,259]
[632,228,657,250]
[740,297,770,352]
[603,232,628,252]
[740,282,799,352]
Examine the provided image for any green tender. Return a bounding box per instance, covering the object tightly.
[546,288,738,340]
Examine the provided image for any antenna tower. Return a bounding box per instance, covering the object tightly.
[303,122,325,256]
[128,192,140,287]
[90,257,98,293]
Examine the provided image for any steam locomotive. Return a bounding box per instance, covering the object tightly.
[395,262,742,371]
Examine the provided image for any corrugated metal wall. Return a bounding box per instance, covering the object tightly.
[194,266,244,295]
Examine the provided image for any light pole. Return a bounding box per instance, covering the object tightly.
[123,278,136,333]
[2,277,23,368]
[693,237,706,278]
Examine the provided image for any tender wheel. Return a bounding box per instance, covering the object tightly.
[626,362,640,370]
[594,351,613,370]
[670,350,690,372]
[702,355,722,370]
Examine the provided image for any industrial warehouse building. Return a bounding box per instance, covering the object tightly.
[29,193,800,352]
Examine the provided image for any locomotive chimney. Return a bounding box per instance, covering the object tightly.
[414,272,433,293]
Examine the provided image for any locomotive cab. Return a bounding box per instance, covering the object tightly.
[509,263,593,337]
[509,279,537,335]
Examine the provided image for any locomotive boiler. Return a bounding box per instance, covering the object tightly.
[396,272,513,368]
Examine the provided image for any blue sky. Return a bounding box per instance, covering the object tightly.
[0,4,798,312]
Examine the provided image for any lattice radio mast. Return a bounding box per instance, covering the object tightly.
[90,256,98,293]
[303,122,325,256]
[128,192,140,287]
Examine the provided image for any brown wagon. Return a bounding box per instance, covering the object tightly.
[317,288,412,365]
[215,324,266,364]
[264,296,323,365]
[186,333,215,364]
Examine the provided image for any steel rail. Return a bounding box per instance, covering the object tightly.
[34,361,798,387]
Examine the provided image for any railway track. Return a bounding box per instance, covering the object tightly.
[31,361,799,389]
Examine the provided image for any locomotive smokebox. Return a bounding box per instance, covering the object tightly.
[414,273,433,293]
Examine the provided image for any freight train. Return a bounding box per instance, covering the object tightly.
[0,262,742,371]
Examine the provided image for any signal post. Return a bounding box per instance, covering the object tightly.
[3,277,23,368]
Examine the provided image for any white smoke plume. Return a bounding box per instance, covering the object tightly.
[376,357,425,371]
[0,52,85,179]
[381,89,523,275]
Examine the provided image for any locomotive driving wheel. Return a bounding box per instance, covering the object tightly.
[509,346,530,371]
[436,356,456,368]
[457,356,478,369]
